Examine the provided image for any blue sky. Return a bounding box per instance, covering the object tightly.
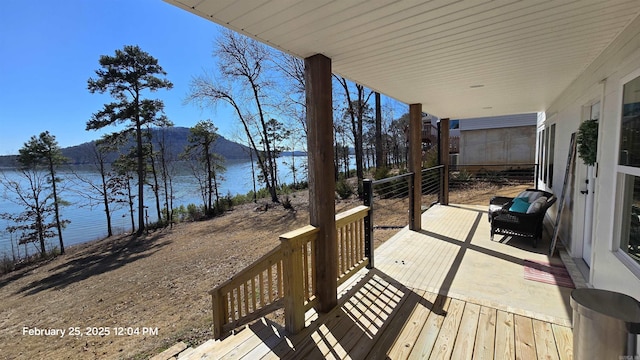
[0,0,409,156]
[0,0,232,155]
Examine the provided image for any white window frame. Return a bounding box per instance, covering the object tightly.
[613,67,640,277]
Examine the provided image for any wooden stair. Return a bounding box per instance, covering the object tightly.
[156,319,286,360]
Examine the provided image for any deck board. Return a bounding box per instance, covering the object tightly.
[406,295,450,360]
[188,287,572,360]
[428,298,466,360]
[181,204,575,360]
[514,314,537,360]
[552,323,574,360]
[379,290,437,360]
[532,319,560,360]
[450,302,480,360]
[494,310,515,359]
[473,306,497,360]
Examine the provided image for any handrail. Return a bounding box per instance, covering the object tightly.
[371,171,414,186]
[209,244,285,339]
[422,165,445,173]
[212,245,282,294]
[209,205,373,339]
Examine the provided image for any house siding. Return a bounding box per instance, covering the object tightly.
[545,13,640,297]
[459,126,536,165]
[459,113,537,131]
[458,113,537,165]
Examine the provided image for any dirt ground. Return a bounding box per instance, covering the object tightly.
[0,183,529,359]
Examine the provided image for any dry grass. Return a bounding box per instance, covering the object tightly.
[0,182,530,359]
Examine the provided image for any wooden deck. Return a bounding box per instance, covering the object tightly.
[176,204,576,359]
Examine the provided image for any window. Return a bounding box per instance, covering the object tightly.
[538,129,544,182]
[617,73,640,267]
[547,124,555,188]
[537,124,555,188]
[620,76,640,167]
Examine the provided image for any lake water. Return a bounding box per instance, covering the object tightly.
[0,155,311,258]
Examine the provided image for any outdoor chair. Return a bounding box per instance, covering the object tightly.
[488,189,557,248]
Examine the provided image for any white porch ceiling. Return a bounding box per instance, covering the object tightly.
[165,0,640,119]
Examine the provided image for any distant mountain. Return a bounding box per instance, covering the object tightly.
[0,127,253,167]
[281,151,307,157]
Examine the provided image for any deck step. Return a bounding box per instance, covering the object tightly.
[176,346,195,359]
[150,341,187,360]
[179,339,220,359]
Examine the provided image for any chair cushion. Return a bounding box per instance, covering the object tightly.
[526,196,548,214]
[489,204,504,214]
[509,197,530,213]
[516,190,544,203]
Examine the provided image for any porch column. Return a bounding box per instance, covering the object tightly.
[440,118,450,205]
[409,104,422,231]
[305,54,337,312]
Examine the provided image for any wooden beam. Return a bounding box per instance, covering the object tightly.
[440,118,450,205]
[409,104,422,231]
[305,54,337,312]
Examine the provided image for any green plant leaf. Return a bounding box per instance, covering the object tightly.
[577,119,598,166]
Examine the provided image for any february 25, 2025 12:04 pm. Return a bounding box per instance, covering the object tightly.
[22,326,159,338]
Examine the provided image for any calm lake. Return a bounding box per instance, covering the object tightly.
[0,156,311,258]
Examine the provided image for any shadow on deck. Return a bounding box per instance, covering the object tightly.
[173,204,575,360]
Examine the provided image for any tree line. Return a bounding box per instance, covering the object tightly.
[0,32,415,265]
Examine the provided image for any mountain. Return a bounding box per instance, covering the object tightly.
[0,127,253,167]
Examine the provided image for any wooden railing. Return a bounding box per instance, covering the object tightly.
[209,206,371,339]
[336,205,370,285]
[210,245,285,339]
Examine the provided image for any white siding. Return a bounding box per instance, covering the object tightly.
[459,113,537,131]
[545,14,640,297]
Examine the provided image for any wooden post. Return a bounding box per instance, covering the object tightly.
[440,118,450,205]
[281,235,306,333]
[408,104,422,231]
[305,54,337,312]
[211,290,225,339]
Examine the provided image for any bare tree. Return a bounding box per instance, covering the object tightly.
[0,168,65,258]
[182,120,226,216]
[68,139,127,237]
[188,30,282,203]
[335,77,373,193]
[272,53,307,136]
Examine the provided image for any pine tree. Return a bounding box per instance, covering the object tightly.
[87,45,172,236]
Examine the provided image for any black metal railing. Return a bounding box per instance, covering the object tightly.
[422,165,444,208]
[361,163,534,259]
[363,165,445,250]
[449,163,538,188]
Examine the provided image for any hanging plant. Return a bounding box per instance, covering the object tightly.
[577,119,598,166]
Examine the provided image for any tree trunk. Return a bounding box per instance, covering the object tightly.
[249,148,257,203]
[127,177,136,234]
[205,146,213,214]
[149,151,162,225]
[99,159,112,237]
[33,193,46,257]
[48,159,65,254]
[135,102,145,236]
[159,130,172,227]
[375,92,383,169]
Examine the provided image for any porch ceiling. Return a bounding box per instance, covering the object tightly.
[165,0,640,119]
